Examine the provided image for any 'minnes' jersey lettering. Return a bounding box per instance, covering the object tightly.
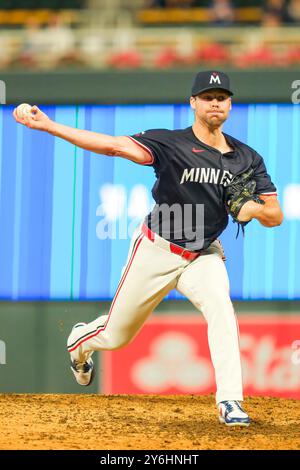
[180,168,232,185]
[130,127,277,250]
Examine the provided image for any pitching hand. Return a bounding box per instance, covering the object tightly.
[13,105,53,132]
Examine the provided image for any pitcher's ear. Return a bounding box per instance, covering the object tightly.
[190,96,196,110]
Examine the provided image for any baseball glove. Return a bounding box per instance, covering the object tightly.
[225,168,265,224]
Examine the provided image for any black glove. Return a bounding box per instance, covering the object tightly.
[225,168,265,228]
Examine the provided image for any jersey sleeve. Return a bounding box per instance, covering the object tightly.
[128,129,174,168]
[252,152,277,196]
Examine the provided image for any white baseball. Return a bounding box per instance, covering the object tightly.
[16,103,32,118]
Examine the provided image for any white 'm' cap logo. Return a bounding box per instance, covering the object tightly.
[209,73,221,85]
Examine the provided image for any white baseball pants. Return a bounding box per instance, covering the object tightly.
[67,225,243,404]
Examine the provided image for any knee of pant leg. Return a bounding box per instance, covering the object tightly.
[103,334,131,351]
[201,290,233,313]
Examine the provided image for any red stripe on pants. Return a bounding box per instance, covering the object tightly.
[68,234,144,353]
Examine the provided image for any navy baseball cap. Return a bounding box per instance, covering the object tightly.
[191,70,233,96]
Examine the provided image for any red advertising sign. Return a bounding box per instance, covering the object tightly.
[102,315,300,398]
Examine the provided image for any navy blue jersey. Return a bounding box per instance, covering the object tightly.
[129,127,277,251]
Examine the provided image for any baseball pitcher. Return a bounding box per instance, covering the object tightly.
[13,70,283,426]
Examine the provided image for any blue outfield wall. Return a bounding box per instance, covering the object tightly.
[0,103,299,301]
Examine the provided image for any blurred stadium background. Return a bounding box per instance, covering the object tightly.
[0,0,300,399]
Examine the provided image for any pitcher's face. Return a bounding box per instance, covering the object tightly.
[190,90,232,128]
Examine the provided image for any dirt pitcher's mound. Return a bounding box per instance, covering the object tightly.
[0,394,300,450]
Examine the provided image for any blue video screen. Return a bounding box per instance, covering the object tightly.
[0,104,299,300]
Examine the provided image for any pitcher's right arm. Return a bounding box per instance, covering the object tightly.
[13,105,152,165]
